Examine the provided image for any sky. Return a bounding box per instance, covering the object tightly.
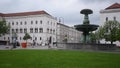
[0,0,120,26]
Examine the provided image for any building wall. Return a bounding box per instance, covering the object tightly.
[100,8,120,46]
[0,11,82,46]
[57,23,82,43]
[0,14,57,46]
[100,9,120,26]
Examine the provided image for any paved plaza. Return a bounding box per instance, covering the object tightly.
[0,45,50,50]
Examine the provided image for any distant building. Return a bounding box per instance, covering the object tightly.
[0,10,57,46]
[57,23,82,43]
[0,10,82,46]
[100,3,120,25]
[100,3,120,45]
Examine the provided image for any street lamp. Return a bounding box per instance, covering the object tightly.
[59,17,64,24]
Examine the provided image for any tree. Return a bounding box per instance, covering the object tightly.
[96,20,120,44]
[23,33,31,42]
[89,32,97,43]
[0,20,10,36]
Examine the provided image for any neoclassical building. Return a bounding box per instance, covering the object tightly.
[0,11,57,46]
[0,10,82,46]
[100,3,120,45]
[57,23,82,43]
[100,3,120,25]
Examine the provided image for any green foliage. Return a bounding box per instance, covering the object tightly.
[96,20,120,44]
[89,32,97,43]
[0,20,10,36]
[23,33,31,41]
[0,50,120,68]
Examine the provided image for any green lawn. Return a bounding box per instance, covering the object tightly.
[0,50,120,68]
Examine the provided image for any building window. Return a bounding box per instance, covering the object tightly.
[12,22,14,25]
[30,28,33,33]
[50,29,52,34]
[8,29,10,34]
[40,37,42,40]
[20,37,21,40]
[20,29,23,33]
[106,17,108,21]
[40,20,42,24]
[53,29,55,34]
[8,37,9,40]
[35,28,38,33]
[35,37,37,40]
[12,29,14,33]
[25,21,27,25]
[31,21,33,24]
[47,28,49,33]
[16,29,18,33]
[16,22,18,25]
[24,28,27,33]
[39,28,43,33]
[4,37,6,40]
[114,17,116,21]
[36,21,38,24]
[20,22,22,25]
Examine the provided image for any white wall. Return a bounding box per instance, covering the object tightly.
[0,14,57,46]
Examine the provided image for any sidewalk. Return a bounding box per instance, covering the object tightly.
[0,45,50,50]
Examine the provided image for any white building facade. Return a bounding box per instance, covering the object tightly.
[0,10,82,46]
[57,23,82,43]
[0,11,57,46]
[100,3,120,25]
[100,3,120,45]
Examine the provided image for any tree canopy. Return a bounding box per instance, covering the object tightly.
[0,20,10,36]
[23,33,31,41]
[96,20,120,44]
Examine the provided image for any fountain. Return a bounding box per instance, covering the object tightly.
[75,9,99,43]
[57,9,116,51]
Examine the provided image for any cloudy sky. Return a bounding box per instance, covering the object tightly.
[0,0,119,26]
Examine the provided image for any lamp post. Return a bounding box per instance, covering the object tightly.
[12,32,17,48]
[59,17,64,24]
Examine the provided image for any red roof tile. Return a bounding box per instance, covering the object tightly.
[3,10,51,17]
[105,3,120,10]
[0,13,4,17]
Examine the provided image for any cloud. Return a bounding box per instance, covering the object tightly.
[0,0,119,26]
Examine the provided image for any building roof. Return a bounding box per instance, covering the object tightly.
[105,3,120,10]
[0,13,4,17]
[0,10,51,17]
